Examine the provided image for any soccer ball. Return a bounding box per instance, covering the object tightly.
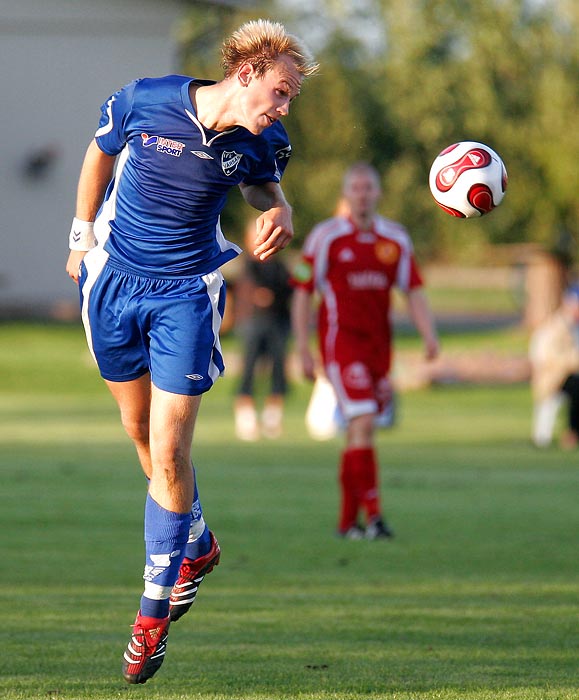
[428,141,508,218]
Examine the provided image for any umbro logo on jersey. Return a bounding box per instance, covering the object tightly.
[186,374,204,381]
[191,150,214,160]
[222,150,243,176]
[141,133,185,157]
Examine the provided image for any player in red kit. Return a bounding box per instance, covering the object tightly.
[292,162,439,539]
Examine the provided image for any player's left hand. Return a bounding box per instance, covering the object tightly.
[424,336,440,361]
[66,249,87,284]
[253,205,293,261]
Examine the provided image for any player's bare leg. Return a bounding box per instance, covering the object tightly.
[105,379,217,683]
[147,385,200,512]
[106,374,152,477]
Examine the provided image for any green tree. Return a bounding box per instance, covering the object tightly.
[177,0,578,262]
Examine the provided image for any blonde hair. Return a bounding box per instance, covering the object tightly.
[222,19,319,79]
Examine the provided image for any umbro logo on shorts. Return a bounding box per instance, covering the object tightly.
[186,374,204,381]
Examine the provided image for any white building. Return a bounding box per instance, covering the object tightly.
[0,0,184,316]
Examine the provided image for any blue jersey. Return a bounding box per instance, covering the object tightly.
[93,75,292,278]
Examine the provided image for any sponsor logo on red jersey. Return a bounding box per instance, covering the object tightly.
[347,271,389,290]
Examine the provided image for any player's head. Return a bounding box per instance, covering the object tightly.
[222,19,318,80]
[221,20,318,135]
[342,163,382,221]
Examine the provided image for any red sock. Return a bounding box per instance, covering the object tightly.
[338,449,361,532]
[350,447,381,523]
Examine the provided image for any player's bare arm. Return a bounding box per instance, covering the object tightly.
[239,181,293,260]
[66,140,116,283]
[291,288,316,381]
[406,288,440,361]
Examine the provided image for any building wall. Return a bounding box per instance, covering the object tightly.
[0,0,184,316]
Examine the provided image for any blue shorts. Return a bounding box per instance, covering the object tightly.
[79,248,226,395]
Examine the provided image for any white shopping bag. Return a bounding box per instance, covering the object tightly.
[305,376,340,440]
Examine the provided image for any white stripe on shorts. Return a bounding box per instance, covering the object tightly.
[80,246,110,365]
[202,270,225,383]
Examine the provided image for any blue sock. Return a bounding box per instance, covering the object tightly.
[184,467,212,561]
[140,493,191,619]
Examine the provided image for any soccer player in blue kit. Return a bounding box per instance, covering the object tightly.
[65,19,318,684]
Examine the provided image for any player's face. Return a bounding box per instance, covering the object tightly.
[343,172,382,220]
[238,56,303,134]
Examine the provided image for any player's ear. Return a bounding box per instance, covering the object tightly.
[237,63,254,87]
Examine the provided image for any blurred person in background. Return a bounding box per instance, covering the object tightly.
[65,19,317,684]
[291,162,439,540]
[529,284,579,449]
[234,221,293,440]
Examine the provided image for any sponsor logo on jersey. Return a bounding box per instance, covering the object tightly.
[141,133,185,157]
[191,150,214,160]
[221,150,243,176]
[347,271,389,290]
[375,240,400,264]
[343,362,372,390]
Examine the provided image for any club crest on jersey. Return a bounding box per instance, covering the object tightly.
[375,240,400,265]
[221,150,243,176]
[141,133,185,157]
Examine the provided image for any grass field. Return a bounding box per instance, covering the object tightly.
[1,322,578,700]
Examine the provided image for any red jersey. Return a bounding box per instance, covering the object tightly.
[293,215,423,358]
[293,215,423,419]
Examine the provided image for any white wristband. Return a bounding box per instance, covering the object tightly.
[69,217,97,251]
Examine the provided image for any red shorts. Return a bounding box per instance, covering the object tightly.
[321,328,393,421]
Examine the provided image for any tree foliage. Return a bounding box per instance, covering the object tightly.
[179,0,578,263]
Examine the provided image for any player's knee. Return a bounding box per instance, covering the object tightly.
[347,413,374,446]
[121,414,150,446]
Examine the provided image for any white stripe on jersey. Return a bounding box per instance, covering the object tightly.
[185,109,238,147]
[215,216,242,257]
[94,145,129,247]
[94,95,116,138]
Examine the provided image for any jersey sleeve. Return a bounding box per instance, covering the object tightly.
[266,121,292,179]
[408,255,424,289]
[290,225,320,294]
[290,253,315,293]
[94,79,140,156]
[243,121,290,185]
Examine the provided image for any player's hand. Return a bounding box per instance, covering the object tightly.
[300,347,316,382]
[66,250,87,284]
[253,205,293,261]
[424,336,440,361]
